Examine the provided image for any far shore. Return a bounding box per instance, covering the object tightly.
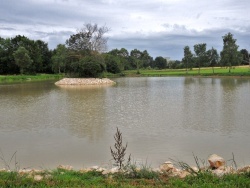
[1,66,250,83]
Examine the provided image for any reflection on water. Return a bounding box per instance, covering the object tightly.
[0,77,250,169]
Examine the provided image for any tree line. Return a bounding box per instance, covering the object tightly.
[0,23,249,77]
[182,32,250,73]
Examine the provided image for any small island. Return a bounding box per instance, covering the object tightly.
[55,78,116,86]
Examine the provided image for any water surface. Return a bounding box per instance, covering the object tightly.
[0,77,250,169]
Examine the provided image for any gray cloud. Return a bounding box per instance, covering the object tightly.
[0,0,250,60]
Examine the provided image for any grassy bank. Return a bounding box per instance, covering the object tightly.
[1,66,250,83]
[0,74,64,83]
[122,66,250,77]
[1,168,250,187]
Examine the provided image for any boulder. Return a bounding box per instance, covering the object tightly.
[159,161,175,172]
[179,170,191,179]
[159,161,181,176]
[208,154,225,169]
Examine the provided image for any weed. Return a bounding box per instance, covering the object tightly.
[0,149,20,171]
[110,127,131,170]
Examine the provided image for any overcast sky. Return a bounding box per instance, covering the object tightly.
[0,0,249,60]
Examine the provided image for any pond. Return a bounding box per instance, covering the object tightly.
[0,77,250,169]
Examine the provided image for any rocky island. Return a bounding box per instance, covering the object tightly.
[55,78,115,85]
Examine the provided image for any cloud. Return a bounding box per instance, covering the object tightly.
[0,0,250,60]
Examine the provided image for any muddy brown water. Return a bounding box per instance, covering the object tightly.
[0,77,250,169]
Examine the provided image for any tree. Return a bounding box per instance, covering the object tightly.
[36,40,53,73]
[194,43,207,74]
[13,46,33,74]
[240,49,250,66]
[65,23,109,77]
[130,49,143,74]
[52,44,67,73]
[104,54,121,74]
[182,46,193,73]
[66,23,109,53]
[70,55,105,78]
[141,50,153,68]
[220,33,241,72]
[154,56,167,69]
[107,48,130,71]
[207,47,219,73]
[11,35,42,74]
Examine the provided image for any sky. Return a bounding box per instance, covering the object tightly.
[0,0,250,60]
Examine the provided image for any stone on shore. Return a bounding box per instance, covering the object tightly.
[208,154,225,169]
[57,165,73,171]
[237,165,250,173]
[212,166,235,177]
[55,78,115,86]
[0,168,6,172]
[159,161,181,177]
[34,175,43,181]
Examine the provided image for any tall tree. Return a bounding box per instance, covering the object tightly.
[130,49,143,74]
[207,47,219,73]
[220,32,241,72]
[13,46,33,74]
[182,46,193,73]
[36,40,52,73]
[194,43,207,74]
[141,50,153,68]
[52,44,67,73]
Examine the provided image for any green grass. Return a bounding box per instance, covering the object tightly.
[122,66,250,77]
[1,169,250,187]
[0,74,64,83]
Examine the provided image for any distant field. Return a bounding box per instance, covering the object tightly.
[123,66,250,77]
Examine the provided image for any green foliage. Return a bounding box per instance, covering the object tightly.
[104,54,121,74]
[182,46,193,72]
[69,55,105,78]
[220,32,242,72]
[0,35,52,75]
[52,44,67,73]
[154,56,167,69]
[240,49,250,65]
[13,46,33,74]
[194,43,207,73]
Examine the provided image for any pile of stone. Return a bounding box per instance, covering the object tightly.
[158,154,249,178]
[55,78,115,85]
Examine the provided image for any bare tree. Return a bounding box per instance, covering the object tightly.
[66,23,109,53]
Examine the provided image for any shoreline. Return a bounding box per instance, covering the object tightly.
[1,154,250,177]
